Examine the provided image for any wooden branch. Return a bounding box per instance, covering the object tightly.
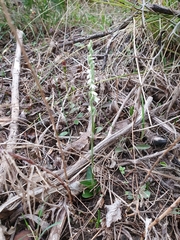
[48,202,67,240]
[0,29,22,191]
[58,4,180,49]
[58,14,134,48]
[6,29,23,151]
[146,4,180,17]
[148,196,180,231]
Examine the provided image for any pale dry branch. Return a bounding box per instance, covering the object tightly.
[6,29,23,151]
[148,196,180,231]
[0,30,23,191]
[48,201,67,240]
[107,86,136,137]
[165,84,180,119]
[122,143,180,165]
[101,30,119,70]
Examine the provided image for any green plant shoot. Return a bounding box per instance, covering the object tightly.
[87,40,99,164]
[80,166,100,198]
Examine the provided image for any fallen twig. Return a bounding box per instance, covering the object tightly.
[101,30,119,70]
[107,86,136,137]
[146,4,180,17]
[48,200,67,240]
[6,29,22,151]
[58,14,134,48]
[148,196,180,230]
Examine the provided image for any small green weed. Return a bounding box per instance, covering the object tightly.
[129,106,134,116]
[115,146,125,153]
[95,126,103,134]
[38,221,62,240]
[125,183,151,201]
[160,161,167,167]
[172,208,180,215]
[119,166,126,175]
[125,191,133,200]
[95,209,101,228]
[139,183,151,200]
[59,131,69,136]
[135,144,151,150]
[22,205,62,240]
[73,119,80,125]
[73,112,84,125]
[1,0,66,37]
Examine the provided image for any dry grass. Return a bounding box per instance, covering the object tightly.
[0,1,180,240]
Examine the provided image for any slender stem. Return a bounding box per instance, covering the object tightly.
[141,94,145,139]
[87,40,99,167]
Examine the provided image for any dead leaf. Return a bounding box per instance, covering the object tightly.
[54,55,62,64]
[46,40,56,56]
[65,132,90,152]
[105,198,122,227]
[109,100,119,113]
[109,159,116,169]
[14,230,33,240]
[69,180,83,195]
[113,119,130,133]
[0,209,15,220]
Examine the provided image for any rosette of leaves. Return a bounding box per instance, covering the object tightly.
[80,166,100,198]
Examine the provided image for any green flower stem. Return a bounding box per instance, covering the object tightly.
[87,40,99,166]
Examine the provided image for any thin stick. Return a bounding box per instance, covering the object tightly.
[58,14,135,48]
[107,86,136,137]
[148,196,180,230]
[101,31,119,70]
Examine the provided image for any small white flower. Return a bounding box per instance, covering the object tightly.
[88,106,92,112]
[87,41,99,115]
[94,96,99,103]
